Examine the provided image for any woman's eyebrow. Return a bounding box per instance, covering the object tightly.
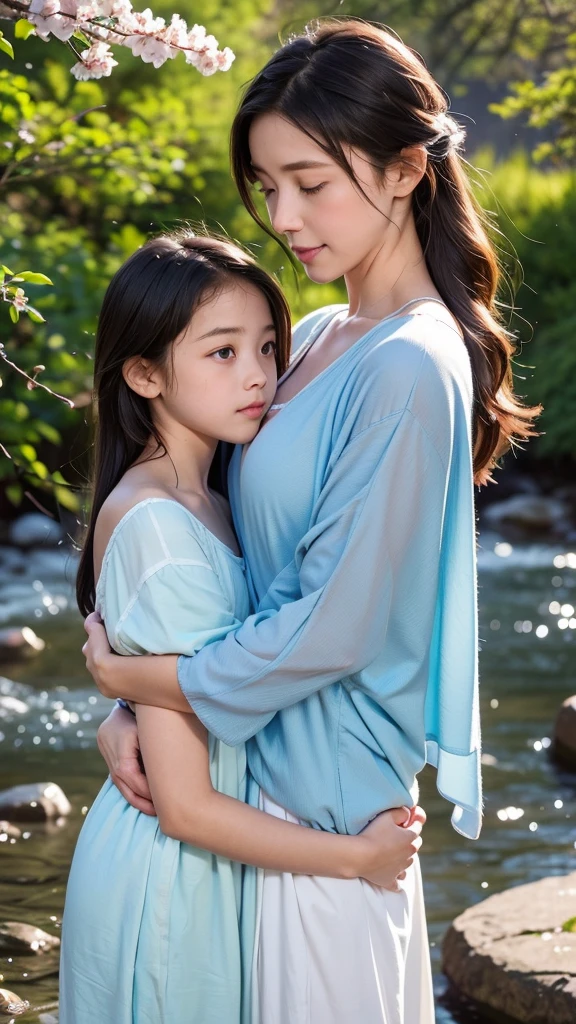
[251,160,332,173]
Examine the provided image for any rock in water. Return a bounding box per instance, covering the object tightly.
[0,694,29,717]
[0,628,45,664]
[0,988,30,1016]
[553,696,576,771]
[0,783,71,822]
[0,822,21,839]
[9,513,64,548]
[0,922,60,956]
[443,871,576,1023]
[483,494,567,530]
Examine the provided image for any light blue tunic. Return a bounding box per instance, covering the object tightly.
[60,499,254,1024]
[178,306,482,841]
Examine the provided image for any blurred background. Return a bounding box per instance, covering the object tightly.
[0,1,575,1021]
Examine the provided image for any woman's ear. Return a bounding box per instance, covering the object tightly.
[389,145,428,197]
[122,355,162,398]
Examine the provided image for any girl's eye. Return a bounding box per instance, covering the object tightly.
[213,347,234,360]
[262,340,276,356]
[301,183,326,196]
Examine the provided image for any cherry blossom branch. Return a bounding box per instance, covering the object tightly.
[0,344,75,407]
[0,0,235,79]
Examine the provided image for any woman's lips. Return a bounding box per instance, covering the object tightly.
[292,245,325,264]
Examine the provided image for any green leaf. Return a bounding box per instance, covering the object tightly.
[55,484,79,512]
[1,265,14,277]
[15,19,37,40]
[6,483,23,506]
[13,272,53,285]
[36,421,61,445]
[9,305,19,323]
[26,307,46,323]
[31,460,49,480]
[72,29,91,46]
[0,34,14,60]
[18,443,37,462]
[562,917,576,933]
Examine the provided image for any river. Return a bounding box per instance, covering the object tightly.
[0,536,574,1022]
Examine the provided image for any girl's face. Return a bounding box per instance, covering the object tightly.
[248,113,405,284]
[147,280,278,446]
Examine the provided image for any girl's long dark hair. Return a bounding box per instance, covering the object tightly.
[230,19,541,485]
[76,231,291,617]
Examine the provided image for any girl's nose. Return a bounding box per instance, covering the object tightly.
[243,358,268,390]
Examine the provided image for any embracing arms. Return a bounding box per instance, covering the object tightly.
[134,700,423,888]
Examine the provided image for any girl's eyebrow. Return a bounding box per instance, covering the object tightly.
[252,160,332,173]
[196,324,276,341]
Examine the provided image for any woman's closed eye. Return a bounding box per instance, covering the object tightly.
[254,183,327,197]
[300,183,326,196]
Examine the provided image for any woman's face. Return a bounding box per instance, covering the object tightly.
[249,113,403,284]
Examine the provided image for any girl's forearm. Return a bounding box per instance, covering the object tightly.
[104,653,189,712]
[160,791,366,878]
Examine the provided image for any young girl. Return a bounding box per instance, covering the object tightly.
[59,232,424,1024]
[84,18,541,1024]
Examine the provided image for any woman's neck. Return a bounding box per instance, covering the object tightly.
[344,214,440,321]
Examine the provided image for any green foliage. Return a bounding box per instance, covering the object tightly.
[0,0,276,510]
[492,59,576,165]
[1,0,576,518]
[275,0,576,90]
[472,150,576,456]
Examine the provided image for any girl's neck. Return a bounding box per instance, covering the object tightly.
[344,214,439,321]
[135,427,217,497]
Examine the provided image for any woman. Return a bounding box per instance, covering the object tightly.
[60,234,420,1024]
[84,19,539,1023]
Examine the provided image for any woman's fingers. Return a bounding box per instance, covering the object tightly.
[113,775,156,816]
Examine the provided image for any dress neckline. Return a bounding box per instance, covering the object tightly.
[96,496,244,604]
[268,296,449,414]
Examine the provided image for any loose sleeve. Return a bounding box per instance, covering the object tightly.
[178,342,481,837]
[100,500,242,661]
[115,560,241,658]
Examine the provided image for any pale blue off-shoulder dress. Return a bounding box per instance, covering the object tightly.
[59,498,253,1024]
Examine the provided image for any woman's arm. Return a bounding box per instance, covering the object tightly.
[84,356,468,727]
[136,702,423,889]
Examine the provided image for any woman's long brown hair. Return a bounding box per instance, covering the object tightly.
[230,19,541,485]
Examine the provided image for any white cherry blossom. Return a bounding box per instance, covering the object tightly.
[70,40,118,78]
[3,0,235,80]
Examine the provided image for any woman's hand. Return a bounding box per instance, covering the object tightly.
[82,613,187,712]
[82,612,117,698]
[97,704,156,816]
[356,804,425,891]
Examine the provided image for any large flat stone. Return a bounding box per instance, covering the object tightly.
[442,872,576,1023]
[553,696,576,771]
[0,921,59,956]
[0,783,71,822]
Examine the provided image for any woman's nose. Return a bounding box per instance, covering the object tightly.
[269,192,304,236]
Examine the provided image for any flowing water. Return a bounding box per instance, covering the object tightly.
[0,536,574,1023]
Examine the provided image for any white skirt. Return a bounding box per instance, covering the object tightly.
[253,793,435,1024]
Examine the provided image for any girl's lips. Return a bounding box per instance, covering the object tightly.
[292,245,325,264]
[238,402,266,420]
